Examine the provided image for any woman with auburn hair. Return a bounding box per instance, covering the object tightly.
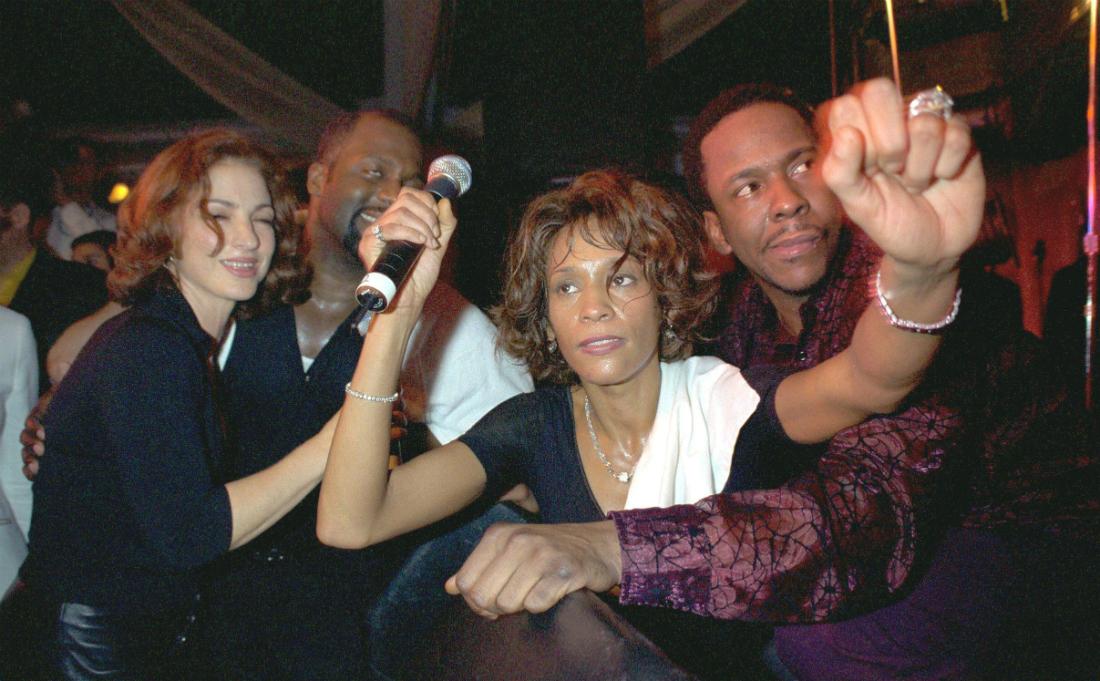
[26,129,331,680]
[317,166,974,609]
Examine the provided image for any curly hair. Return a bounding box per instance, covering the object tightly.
[109,129,311,319]
[683,83,816,210]
[493,170,718,385]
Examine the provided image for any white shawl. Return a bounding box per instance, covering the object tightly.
[623,357,763,510]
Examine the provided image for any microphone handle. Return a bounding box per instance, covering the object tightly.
[355,240,425,311]
[372,239,423,288]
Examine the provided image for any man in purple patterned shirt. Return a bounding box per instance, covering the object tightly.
[619,81,1098,679]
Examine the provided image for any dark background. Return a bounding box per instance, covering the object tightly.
[1,0,1093,308]
[3,1,1087,148]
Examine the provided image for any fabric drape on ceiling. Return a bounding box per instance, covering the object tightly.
[439,0,744,136]
[383,0,443,119]
[111,0,731,147]
[644,0,748,68]
[111,0,346,153]
[111,0,441,153]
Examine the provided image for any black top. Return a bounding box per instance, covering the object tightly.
[459,365,793,523]
[9,248,107,392]
[220,303,363,553]
[27,285,233,612]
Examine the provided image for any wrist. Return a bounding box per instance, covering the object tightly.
[874,263,961,333]
[351,312,413,388]
[879,255,959,290]
[595,520,623,586]
[361,305,419,342]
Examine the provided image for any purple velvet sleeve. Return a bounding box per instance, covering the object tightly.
[612,487,835,621]
[611,399,963,623]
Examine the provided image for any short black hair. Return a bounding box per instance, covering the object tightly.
[683,84,815,210]
[71,229,117,252]
[71,229,118,268]
[314,109,420,166]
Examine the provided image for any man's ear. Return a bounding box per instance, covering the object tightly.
[306,162,328,198]
[703,211,733,255]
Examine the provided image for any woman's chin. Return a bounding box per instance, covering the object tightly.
[575,364,655,391]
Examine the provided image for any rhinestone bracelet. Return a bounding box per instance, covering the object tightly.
[874,271,961,334]
[344,383,400,403]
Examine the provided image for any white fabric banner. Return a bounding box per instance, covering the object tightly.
[111,0,350,152]
[111,0,737,150]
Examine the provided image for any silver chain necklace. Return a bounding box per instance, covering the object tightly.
[583,394,634,484]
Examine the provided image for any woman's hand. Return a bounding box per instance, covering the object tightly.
[357,188,458,317]
[820,78,984,280]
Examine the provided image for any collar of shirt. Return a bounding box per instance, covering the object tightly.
[720,226,881,368]
[133,283,220,362]
[0,248,37,306]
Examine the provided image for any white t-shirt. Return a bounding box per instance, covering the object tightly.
[46,202,117,260]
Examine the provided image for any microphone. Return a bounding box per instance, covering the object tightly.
[354,155,472,313]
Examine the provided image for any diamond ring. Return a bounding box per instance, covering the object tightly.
[372,224,386,243]
[908,86,954,120]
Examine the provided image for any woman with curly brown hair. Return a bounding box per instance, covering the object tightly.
[26,130,332,680]
[318,166,969,608]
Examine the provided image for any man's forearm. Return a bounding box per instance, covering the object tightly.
[612,399,963,622]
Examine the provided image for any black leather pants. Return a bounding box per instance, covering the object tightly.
[55,594,199,681]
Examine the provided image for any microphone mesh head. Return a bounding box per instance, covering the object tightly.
[427,155,472,197]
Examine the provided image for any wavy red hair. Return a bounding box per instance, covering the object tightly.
[109,129,310,318]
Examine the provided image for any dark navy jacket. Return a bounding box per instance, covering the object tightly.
[27,285,232,612]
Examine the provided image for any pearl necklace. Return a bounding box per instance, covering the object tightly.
[583,394,635,484]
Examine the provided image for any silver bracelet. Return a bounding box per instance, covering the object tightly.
[344,383,400,403]
[874,271,961,334]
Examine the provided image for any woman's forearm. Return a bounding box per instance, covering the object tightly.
[225,425,330,549]
[316,311,414,548]
[316,188,461,548]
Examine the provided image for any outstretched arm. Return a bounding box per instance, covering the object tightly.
[316,189,488,549]
[777,78,985,443]
[613,334,1087,622]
